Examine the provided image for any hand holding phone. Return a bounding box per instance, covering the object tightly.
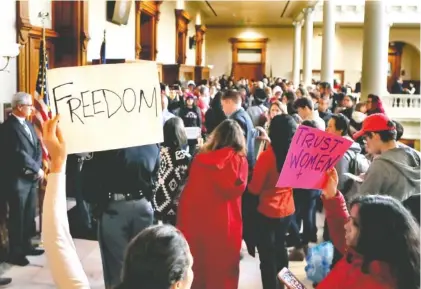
[278,267,308,289]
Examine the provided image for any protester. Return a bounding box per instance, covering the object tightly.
[317,168,420,289]
[354,114,420,200]
[177,119,248,289]
[42,116,194,289]
[249,115,297,289]
[152,117,191,225]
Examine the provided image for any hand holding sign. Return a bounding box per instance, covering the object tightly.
[47,62,163,154]
[276,126,352,189]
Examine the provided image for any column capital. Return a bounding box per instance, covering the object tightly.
[292,20,303,27]
[303,7,314,15]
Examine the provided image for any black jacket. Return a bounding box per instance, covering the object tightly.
[81,144,160,205]
[1,115,42,190]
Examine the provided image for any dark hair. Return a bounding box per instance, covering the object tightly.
[254,88,268,105]
[160,83,167,92]
[319,82,331,89]
[163,117,188,149]
[269,115,298,172]
[301,120,318,128]
[367,94,385,114]
[330,113,350,136]
[393,120,404,141]
[116,225,191,289]
[221,89,241,104]
[366,129,397,142]
[350,195,420,289]
[309,91,320,101]
[294,97,313,110]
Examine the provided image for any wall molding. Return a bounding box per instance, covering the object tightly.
[135,1,162,60]
[175,9,191,64]
[16,1,58,93]
[195,24,206,66]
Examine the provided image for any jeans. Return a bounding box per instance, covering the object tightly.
[257,213,292,289]
[289,189,320,247]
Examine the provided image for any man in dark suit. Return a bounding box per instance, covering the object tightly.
[2,92,44,266]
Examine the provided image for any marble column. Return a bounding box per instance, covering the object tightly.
[292,21,303,87]
[302,7,314,87]
[361,0,391,100]
[321,0,336,86]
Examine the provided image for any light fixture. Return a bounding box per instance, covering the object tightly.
[0,43,21,72]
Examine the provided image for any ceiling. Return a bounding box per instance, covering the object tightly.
[194,0,314,27]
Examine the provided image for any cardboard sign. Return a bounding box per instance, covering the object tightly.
[185,127,201,140]
[276,125,352,189]
[47,62,163,154]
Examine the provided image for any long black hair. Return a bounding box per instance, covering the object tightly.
[163,117,188,150]
[350,195,420,289]
[269,114,298,172]
[115,225,191,289]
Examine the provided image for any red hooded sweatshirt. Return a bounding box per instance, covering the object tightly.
[318,192,396,289]
[177,147,248,289]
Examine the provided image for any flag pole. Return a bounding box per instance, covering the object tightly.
[36,10,49,247]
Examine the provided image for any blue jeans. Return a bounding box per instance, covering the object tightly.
[289,189,321,247]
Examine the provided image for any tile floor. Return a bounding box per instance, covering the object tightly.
[0,200,322,288]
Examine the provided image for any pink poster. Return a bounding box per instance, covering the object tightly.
[276,125,353,189]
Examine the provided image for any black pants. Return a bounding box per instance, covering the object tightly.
[257,213,292,289]
[7,183,37,256]
[98,198,154,289]
[67,156,91,230]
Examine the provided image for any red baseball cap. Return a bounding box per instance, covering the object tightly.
[353,113,396,140]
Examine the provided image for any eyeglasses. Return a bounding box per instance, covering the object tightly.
[20,104,34,108]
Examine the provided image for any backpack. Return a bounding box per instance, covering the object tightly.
[342,150,370,195]
[348,151,370,176]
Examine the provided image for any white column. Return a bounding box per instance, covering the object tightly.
[361,0,390,100]
[321,0,336,86]
[302,7,314,87]
[292,21,303,87]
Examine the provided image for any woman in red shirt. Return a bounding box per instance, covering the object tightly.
[177,119,248,289]
[319,168,420,289]
[248,114,297,289]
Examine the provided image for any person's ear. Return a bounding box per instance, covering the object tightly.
[171,281,183,289]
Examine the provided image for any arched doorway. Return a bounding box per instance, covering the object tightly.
[388,41,420,94]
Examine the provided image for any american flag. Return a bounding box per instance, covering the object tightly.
[32,38,51,189]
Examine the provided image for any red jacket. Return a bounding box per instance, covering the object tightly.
[319,192,396,289]
[248,146,295,218]
[177,147,248,289]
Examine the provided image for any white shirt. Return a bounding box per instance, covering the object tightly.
[12,113,33,142]
[43,172,91,289]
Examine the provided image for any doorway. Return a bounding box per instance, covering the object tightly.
[140,13,153,60]
[229,38,268,80]
[233,63,264,82]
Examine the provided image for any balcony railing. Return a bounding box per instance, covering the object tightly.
[349,93,420,139]
[382,94,421,121]
[350,93,420,120]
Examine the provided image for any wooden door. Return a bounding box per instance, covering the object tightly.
[233,63,263,82]
[140,13,153,60]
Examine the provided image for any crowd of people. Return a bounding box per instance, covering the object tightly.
[0,74,420,289]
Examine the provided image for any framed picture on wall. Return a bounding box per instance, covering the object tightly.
[106,0,132,25]
[2,103,12,123]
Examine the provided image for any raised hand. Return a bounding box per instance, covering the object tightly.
[42,115,67,173]
[322,168,339,199]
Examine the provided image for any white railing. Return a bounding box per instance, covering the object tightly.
[382,94,421,121]
[350,93,421,121]
[349,93,420,139]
